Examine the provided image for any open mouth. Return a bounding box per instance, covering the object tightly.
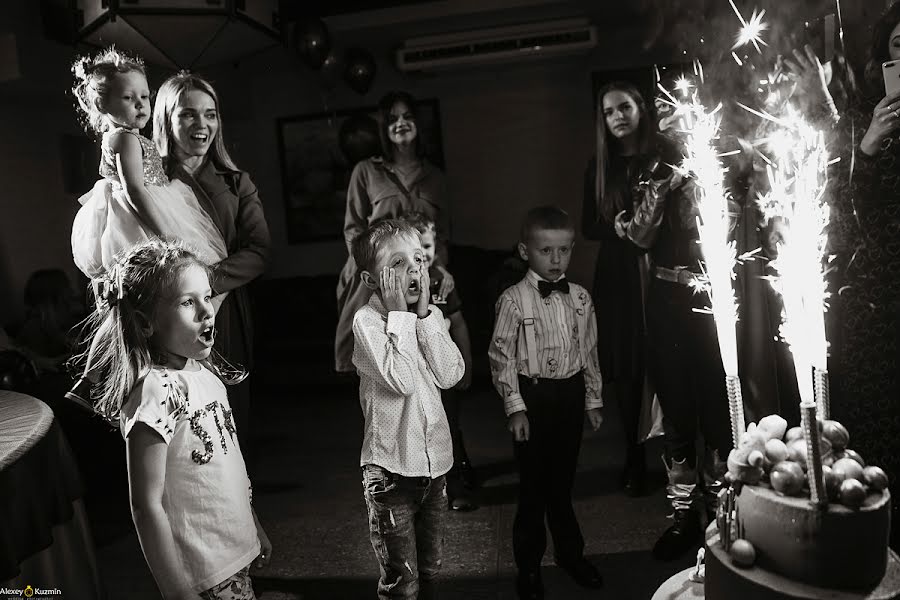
[190,132,209,143]
[199,325,215,346]
[407,279,420,294]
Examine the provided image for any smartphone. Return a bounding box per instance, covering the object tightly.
[883,60,900,96]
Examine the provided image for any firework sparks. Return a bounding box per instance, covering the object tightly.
[729,0,769,53]
[670,85,745,443]
[674,76,694,98]
[752,105,831,410]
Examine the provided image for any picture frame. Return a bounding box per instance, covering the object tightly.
[277,99,445,244]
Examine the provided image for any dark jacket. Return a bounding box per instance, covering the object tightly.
[173,161,271,367]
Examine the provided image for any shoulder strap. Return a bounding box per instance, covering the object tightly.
[519,284,539,379]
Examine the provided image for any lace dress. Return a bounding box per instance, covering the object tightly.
[71,126,227,277]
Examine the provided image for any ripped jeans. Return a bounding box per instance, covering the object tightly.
[362,464,447,600]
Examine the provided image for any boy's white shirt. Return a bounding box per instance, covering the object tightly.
[353,293,465,477]
[489,269,603,417]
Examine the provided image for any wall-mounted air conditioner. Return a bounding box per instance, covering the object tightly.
[395,18,597,72]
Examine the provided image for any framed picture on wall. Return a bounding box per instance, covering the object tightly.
[276,99,445,244]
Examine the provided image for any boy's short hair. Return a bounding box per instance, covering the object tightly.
[520,206,575,242]
[403,211,436,236]
[351,219,420,274]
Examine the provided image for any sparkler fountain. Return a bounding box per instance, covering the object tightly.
[659,74,747,448]
[754,105,832,505]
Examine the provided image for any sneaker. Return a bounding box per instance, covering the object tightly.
[449,493,477,512]
[652,509,703,561]
[515,570,544,600]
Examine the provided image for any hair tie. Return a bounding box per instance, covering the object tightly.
[73,58,89,80]
[100,263,125,309]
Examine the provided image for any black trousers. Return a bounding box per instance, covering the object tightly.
[512,372,586,571]
[646,279,733,468]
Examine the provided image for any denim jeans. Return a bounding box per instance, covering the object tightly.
[362,464,447,600]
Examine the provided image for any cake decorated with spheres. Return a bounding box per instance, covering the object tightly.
[702,414,900,600]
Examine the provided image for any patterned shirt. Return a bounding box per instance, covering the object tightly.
[120,361,259,593]
[353,293,465,477]
[489,270,603,416]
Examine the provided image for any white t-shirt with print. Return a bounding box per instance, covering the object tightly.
[120,360,260,592]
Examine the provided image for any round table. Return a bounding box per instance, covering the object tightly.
[0,391,104,598]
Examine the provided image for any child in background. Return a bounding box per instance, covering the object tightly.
[80,239,270,600]
[404,211,478,511]
[68,46,228,405]
[489,206,604,600]
[14,269,84,374]
[351,219,465,600]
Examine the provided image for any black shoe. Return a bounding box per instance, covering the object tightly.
[622,464,647,497]
[458,459,478,489]
[652,509,703,561]
[515,570,544,600]
[64,377,94,413]
[556,557,604,589]
[449,491,478,512]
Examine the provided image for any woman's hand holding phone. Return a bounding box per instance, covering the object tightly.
[861,79,900,157]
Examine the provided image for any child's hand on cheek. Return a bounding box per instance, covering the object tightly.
[415,268,430,318]
[381,267,407,312]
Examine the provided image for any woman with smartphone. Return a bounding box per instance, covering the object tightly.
[860,2,900,157]
[828,2,900,551]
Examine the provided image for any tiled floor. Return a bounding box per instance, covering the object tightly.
[84,376,696,599]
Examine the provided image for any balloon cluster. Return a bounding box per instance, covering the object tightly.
[291,18,377,95]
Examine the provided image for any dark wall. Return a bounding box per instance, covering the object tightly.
[0,0,887,323]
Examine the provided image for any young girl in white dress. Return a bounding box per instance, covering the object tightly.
[84,239,270,600]
[68,47,228,404]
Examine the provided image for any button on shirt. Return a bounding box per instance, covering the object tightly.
[489,270,603,416]
[353,293,465,477]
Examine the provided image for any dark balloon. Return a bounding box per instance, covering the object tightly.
[293,18,332,70]
[339,114,381,165]
[343,47,376,95]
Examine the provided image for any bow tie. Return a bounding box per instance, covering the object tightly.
[538,278,570,298]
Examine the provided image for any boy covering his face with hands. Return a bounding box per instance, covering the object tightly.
[351,219,465,600]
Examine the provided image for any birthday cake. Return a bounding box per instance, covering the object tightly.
[702,415,898,599]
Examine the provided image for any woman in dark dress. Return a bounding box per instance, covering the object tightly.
[582,81,660,497]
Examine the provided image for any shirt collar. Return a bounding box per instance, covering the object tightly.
[525,269,566,288]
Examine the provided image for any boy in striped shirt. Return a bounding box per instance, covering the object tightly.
[489,206,604,600]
